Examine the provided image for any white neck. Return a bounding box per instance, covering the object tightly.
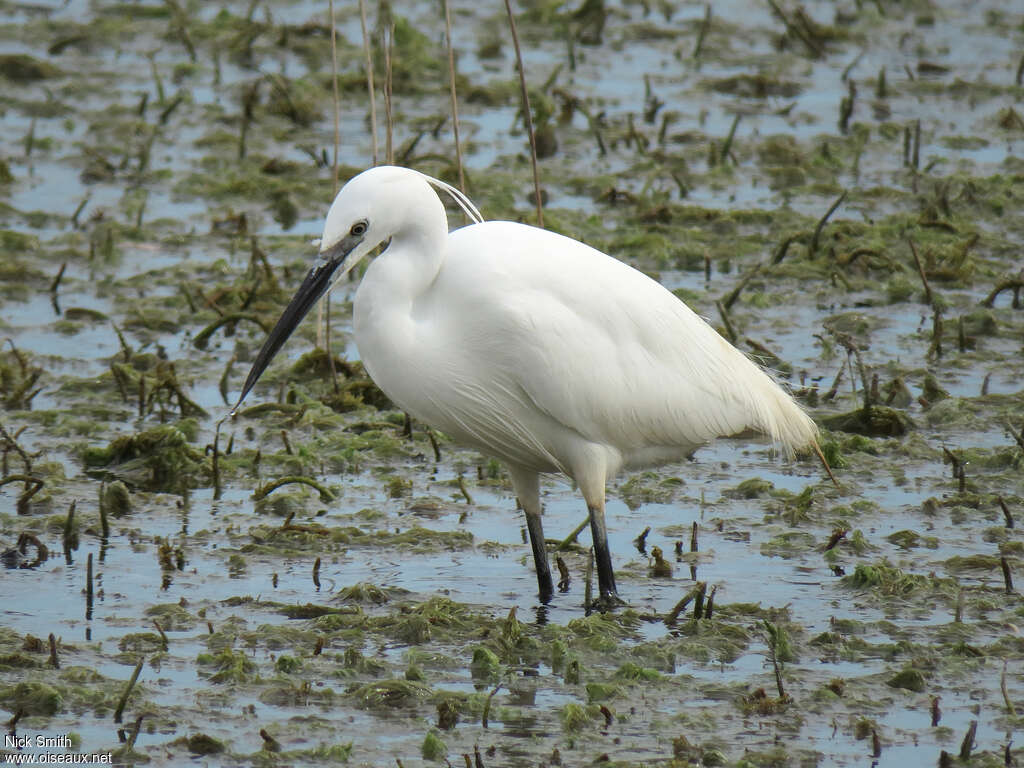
[352,189,448,386]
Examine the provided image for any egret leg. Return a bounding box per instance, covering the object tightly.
[587,500,618,602]
[573,452,624,610]
[508,465,553,602]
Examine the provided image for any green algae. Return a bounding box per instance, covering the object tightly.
[760,531,818,559]
[348,678,432,709]
[82,422,208,491]
[469,646,502,682]
[0,54,62,83]
[944,554,1006,573]
[0,2,1020,767]
[273,655,304,675]
[336,582,393,605]
[886,529,939,550]
[0,653,40,670]
[254,474,336,503]
[145,603,197,631]
[339,647,387,678]
[560,702,595,733]
[619,471,684,509]
[420,729,446,761]
[887,668,927,693]
[185,733,226,755]
[584,681,620,702]
[0,346,44,410]
[117,633,164,655]
[820,406,915,437]
[722,477,776,499]
[843,561,958,600]
[198,648,259,684]
[101,479,132,517]
[369,597,482,645]
[1,680,63,715]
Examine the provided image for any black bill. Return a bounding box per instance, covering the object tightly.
[230,249,348,415]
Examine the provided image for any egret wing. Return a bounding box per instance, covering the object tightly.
[444,222,816,461]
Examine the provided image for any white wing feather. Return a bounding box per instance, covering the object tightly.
[429,222,816,467]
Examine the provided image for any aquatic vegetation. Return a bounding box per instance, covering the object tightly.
[0,344,44,410]
[198,648,259,685]
[0,680,63,716]
[82,423,208,491]
[348,678,432,709]
[0,0,1020,765]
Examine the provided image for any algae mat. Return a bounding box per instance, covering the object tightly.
[0,0,1022,766]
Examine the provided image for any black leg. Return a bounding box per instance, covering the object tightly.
[509,466,553,604]
[525,509,553,602]
[588,503,618,602]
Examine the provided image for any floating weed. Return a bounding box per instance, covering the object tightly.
[0,680,63,715]
[183,733,226,755]
[369,597,481,646]
[1,1,1023,765]
[560,701,596,733]
[560,610,643,652]
[0,652,41,670]
[82,422,207,491]
[254,474,336,504]
[420,729,446,761]
[287,743,354,763]
[101,479,131,517]
[336,582,393,605]
[258,680,337,707]
[584,681,621,703]
[259,601,345,621]
[820,406,915,437]
[340,647,387,678]
[0,344,44,410]
[370,526,473,552]
[252,488,320,519]
[240,624,319,654]
[309,607,367,633]
[613,662,661,682]
[469,647,501,682]
[116,633,164,656]
[760,531,818,559]
[944,554,1006,573]
[843,561,958,600]
[887,668,927,693]
[348,678,432,709]
[887,529,929,550]
[198,648,258,684]
[404,648,461,673]
[738,687,789,716]
[619,471,684,509]
[721,477,779,499]
[0,54,63,83]
[145,603,197,631]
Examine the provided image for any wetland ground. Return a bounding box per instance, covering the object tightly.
[0,0,1023,765]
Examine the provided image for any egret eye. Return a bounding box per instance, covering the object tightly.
[350,221,367,237]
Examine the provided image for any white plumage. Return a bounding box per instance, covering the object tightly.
[234,165,822,607]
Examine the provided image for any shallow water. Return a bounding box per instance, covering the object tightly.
[1,0,1023,766]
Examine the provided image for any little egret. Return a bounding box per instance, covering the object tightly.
[232,165,828,607]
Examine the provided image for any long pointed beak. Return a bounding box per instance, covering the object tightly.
[230,239,357,414]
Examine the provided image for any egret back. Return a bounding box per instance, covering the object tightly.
[425,221,817,468]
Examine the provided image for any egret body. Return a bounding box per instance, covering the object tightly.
[234,165,821,606]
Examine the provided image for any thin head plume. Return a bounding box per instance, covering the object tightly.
[415,170,484,224]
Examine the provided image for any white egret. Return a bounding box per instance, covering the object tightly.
[232,165,829,608]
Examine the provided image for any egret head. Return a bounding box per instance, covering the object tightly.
[230,166,483,414]
[319,166,440,271]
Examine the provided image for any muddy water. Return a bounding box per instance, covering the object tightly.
[1,0,1022,766]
